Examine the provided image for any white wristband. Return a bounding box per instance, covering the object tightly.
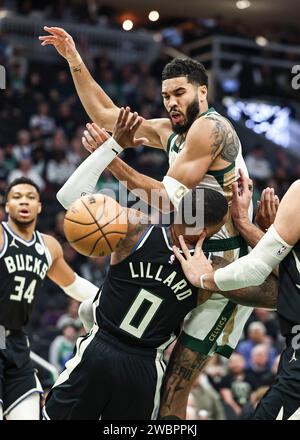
[199,274,206,289]
[162,176,189,210]
[62,274,99,302]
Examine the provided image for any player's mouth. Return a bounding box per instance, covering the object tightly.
[170,111,184,124]
[18,209,30,218]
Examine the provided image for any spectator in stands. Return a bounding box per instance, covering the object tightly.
[237,321,277,368]
[8,158,45,190]
[218,353,253,419]
[191,373,226,420]
[246,344,274,390]
[29,102,56,136]
[49,317,80,373]
[245,145,273,187]
[13,129,32,161]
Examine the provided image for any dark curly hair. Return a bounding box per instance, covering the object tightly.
[162,58,208,87]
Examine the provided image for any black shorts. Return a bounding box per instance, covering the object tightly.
[253,344,300,420]
[44,329,166,420]
[0,329,43,416]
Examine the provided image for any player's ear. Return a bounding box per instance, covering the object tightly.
[37,202,42,214]
[198,85,207,103]
[5,202,9,214]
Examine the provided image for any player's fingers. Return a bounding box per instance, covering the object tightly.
[131,115,143,133]
[259,189,266,216]
[83,129,98,148]
[178,235,191,260]
[128,111,139,129]
[134,137,149,146]
[275,195,280,210]
[45,26,70,38]
[121,107,131,126]
[117,107,125,125]
[91,123,111,141]
[232,182,239,200]
[82,136,94,153]
[39,35,57,41]
[86,123,103,143]
[264,187,271,214]
[173,245,185,263]
[269,188,276,215]
[238,168,252,195]
[195,231,206,255]
[40,41,55,47]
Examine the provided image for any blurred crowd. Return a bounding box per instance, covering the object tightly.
[1,4,300,418]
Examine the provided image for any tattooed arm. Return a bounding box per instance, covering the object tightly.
[167,113,240,188]
[211,256,278,309]
[159,342,210,419]
[110,209,150,265]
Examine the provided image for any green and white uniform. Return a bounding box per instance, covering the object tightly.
[167,107,253,358]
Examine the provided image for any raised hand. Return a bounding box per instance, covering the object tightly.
[82,123,111,153]
[230,168,253,225]
[39,26,79,64]
[172,233,213,288]
[255,187,279,231]
[112,107,149,148]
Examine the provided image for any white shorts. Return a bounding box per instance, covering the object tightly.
[180,235,253,358]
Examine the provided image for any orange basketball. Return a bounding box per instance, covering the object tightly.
[64,194,128,257]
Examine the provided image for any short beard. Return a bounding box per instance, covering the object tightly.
[171,99,200,135]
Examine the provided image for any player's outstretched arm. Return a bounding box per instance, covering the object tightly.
[39,27,170,149]
[43,234,99,302]
[174,180,300,292]
[69,107,175,213]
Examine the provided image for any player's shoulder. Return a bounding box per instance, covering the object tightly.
[41,233,62,258]
[0,223,3,250]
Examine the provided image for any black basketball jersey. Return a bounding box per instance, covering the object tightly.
[96,225,199,349]
[0,222,51,330]
[278,239,300,336]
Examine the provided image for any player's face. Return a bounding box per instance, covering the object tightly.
[162,77,200,134]
[5,184,41,226]
[206,211,230,237]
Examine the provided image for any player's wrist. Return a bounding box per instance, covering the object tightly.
[68,52,83,69]
[199,273,208,289]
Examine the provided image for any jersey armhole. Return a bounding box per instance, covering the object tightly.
[37,232,53,268]
[166,133,177,155]
[0,226,8,258]
[130,225,154,254]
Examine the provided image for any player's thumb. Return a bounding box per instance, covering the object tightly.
[134,137,149,146]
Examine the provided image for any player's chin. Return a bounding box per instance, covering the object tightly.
[15,215,35,225]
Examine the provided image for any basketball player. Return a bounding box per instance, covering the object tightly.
[0,177,99,420]
[173,174,300,420]
[43,115,277,420]
[39,27,257,418]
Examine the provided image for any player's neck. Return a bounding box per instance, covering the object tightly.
[199,102,209,116]
[169,224,194,248]
[168,224,180,247]
[7,218,36,241]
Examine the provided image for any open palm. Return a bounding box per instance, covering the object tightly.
[173,233,213,288]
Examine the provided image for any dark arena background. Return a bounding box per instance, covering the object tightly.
[0,0,300,425]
